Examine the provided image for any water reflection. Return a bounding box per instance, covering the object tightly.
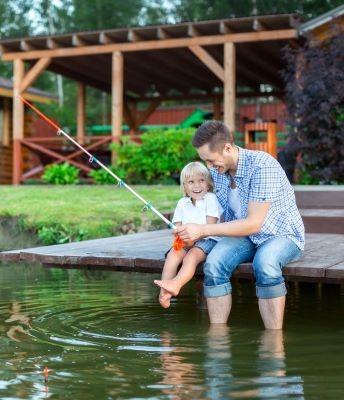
[205,324,232,399]
[5,301,31,342]
[254,330,305,399]
[0,263,342,399]
[159,331,203,399]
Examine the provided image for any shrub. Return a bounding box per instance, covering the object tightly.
[283,27,344,184]
[109,128,198,184]
[42,162,80,185]
[37,223,87,245]
[88,165,126,185]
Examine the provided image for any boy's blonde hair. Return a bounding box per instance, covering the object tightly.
[180,161,214,195]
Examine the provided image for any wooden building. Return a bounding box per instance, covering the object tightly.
[0,77,55,184]
[0,7,340,185]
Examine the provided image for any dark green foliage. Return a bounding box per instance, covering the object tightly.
[109,129,198,184]
[170,0,344,22]
[69,0,143,31]
[42,162,80,185]
[37,223,87,245]
[89,165,126,185]
[283,28,344,184]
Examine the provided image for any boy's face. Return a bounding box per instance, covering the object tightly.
[183,173,209,201]
[197,143,233,174]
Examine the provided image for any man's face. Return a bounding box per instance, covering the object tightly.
[197,143,233,174]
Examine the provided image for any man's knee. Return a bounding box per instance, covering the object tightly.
[204,237,254,282]
[253,252,284,286]
[253,251,286,299]
[203,253,229,287]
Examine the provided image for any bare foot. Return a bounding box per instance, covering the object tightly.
[159,289,172,308]
[154,279,182,297]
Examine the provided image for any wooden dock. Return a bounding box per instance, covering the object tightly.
[1,230,344,283]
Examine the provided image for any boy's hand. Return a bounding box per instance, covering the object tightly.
[175,223,204,242]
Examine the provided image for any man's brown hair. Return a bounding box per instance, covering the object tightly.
[192,120,234,151]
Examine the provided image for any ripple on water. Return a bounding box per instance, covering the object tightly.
[0,265,343,399]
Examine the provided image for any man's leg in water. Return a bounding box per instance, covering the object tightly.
[204,237,256,324]
[253,237,302,329]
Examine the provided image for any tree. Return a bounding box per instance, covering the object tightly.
[283,28,344,184]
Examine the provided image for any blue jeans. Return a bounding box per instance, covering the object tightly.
[203,236,302,299]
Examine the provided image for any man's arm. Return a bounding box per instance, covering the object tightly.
[175,201,271,242]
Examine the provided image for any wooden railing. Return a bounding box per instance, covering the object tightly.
[20,135,113,181]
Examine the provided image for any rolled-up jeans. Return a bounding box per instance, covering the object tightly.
[203,236,302,299]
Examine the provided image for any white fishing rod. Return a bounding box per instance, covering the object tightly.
[19,95,177,231]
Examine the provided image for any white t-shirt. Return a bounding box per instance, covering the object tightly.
[172,192,223,241]
[228,187,242,219]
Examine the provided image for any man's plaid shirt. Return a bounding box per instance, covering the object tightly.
[210,146,305,250]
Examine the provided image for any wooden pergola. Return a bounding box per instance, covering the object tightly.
[0,13,301,184]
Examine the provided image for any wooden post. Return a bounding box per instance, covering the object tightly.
[3,98,11,147]
[111,51,123,163]
[77,82,86,144]
[12,59,25,185]
[223,42,236,135]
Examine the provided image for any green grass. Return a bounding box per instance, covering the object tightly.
[0,185,181,244]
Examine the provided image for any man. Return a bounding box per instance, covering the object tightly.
[176,121,304,329]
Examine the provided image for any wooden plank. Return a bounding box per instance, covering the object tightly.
[188,45,224,81]
[2,29,298,61]
[0,87,55,104]
[295,189,344,209]
[21,140,91,172]
[1,232,344,285]
[223,42,236,133]
[326,262,344,280]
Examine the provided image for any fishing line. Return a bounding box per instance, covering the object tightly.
[19,95,180,236]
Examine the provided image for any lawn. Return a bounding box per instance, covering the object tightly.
[0,185,181,244]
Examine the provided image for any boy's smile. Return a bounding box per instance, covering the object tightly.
[184,174,209,202]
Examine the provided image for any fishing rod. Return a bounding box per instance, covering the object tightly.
[19,96,183,242]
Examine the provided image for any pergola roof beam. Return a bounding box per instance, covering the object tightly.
[253,18,268,31]
[72,34,87,47]
[188,24,201,37]
[157,27,171,39]
[20,57,51,93]
[219,21,233,34]
[128,29,142,42]
[141,50,213,89]
[99,33,115,44]
[20,40,36,51]
[46,38,60,49]
[141,52,213,92]
[188,45,224,81]
[128,54,192,93]
[1,29,298,60]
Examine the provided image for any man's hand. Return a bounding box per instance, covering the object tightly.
[174,223,204,242]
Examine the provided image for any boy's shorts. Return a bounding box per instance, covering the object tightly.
[165,238,218,258]
[193,238,218,255]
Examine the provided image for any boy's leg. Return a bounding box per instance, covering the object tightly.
[253,237,302,329]
[155,247,205,296]
[158,248,186,308]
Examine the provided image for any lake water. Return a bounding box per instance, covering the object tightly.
[0,261,343,399]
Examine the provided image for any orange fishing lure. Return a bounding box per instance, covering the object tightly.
[173,235,184,251]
